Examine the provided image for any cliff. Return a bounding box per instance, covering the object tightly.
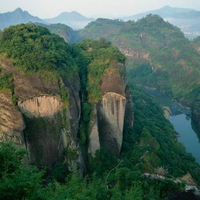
[85,43,133,157]
[0,91,25,144]
[0,65,129,168]
[89,67,127,155]
[18,95,63,118]
[0,25,133,172]
[0,57,82,169]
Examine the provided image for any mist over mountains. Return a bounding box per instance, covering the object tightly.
[0,8,45,30]
[0,8,94,31]
[1,5,200,199]
[0,5,200,37]
[44,11,94,30]
[122,5,200,39]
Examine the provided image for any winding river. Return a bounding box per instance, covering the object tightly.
[142,87,200,163]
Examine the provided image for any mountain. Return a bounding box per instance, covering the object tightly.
[31,15,200,133]
[0,8,45,30]
[123,5,194,20]
[76,15,200,132]
[36,23,75,43]
[45,11,94,30]
[0,8,94,33]
[123,5,200,39]
[1,22,200,200]
[0,23,132,168]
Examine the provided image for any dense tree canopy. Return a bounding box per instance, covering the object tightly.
[0,22,200,199]
[0,23,77,76]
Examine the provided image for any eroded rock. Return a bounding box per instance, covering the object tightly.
[0,92,25,144]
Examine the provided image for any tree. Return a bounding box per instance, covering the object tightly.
[0,142,45,200]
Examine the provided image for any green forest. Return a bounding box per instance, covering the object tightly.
[79,15,200,100]
[1,85,200,199]
[77,14,200,132]
[0,85,200,200]
[0,21,200,199]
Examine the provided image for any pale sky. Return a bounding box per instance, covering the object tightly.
[0,0,200,19]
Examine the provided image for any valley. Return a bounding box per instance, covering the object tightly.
[143,87,200,163]
[1,6,200,200]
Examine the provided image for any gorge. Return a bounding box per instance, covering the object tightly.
[1,15,200,199]
[143,87,200,164]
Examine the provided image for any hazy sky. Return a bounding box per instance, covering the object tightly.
[0,0,200,18]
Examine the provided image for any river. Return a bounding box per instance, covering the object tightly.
[142,87,200,163]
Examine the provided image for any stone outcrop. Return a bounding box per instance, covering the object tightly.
[89,65,133,156]
[118,47,150,61]
[0,59,60,100]
[0,53,133,169]
[0,92,25,144]
[18,95,63,118]
[97,92,126,154]
[20,78,81,168]
[88,107,100,155]
[0,58,82,169]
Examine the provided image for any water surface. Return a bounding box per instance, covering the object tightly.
[142,87,200,163]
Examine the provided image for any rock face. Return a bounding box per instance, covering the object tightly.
[0,51,133,169]
[21,78,81,168]
[18,95,63,117]
[0,58,82,169]
[0,92,25,144]
[89,66,133,156]
[97,92,126,154]
[88,107,100,155]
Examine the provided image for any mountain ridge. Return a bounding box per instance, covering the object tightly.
[0,8,95,31]
[75,15,200,132]
[44,10,95,30]
[1,16,200,200]
[123,5,196,20]
[0,8,46,30]
[1,6,200,37]
[122,5,200,38]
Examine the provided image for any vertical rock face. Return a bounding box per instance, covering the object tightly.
[102,93,126,134]
[18,95,63,117]
[0,58,82,169]
[124,86,134,129]
[0,42,133,170]
[97,92,126,155]
[0,92,25,144]
[88,107,100,155]
[89,65,133,156]
[19,79,81,168]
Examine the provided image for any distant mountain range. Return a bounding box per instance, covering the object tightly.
[0,8,94,31]
[45,11,94,30]
[1,6,200,38]
[0,8,45,30]
[123,5,195,19]
[122,5,200,39]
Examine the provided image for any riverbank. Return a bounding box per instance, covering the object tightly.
[141,86,200,164]
[162,106,172,118]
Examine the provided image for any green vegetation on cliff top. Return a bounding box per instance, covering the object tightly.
[77,14,200,131]
[76,38,125,103]
[78,15,200,103]
[0,22,200,199]
[0,23,77,77]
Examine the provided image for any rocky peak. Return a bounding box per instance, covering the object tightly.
[89,62,133,156]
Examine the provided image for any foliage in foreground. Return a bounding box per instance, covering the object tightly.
[1,86,200,199]
[0,142,183,200]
